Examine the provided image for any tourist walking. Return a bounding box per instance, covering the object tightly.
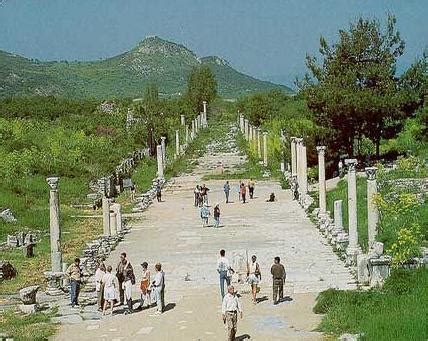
[240,183,247,203]
[248,178,255,199]
[156,180,162,202]
[201,184,210,205]
[223,181,230,203]
[152,263,165,314]
[116,252,131,306]
[247,255,261,304]
[200,202,210,227]
[102,265,119,316]
[139,262,151,309]
[194,185,200,206]
[237,181,242,202]
[213,203,220,228]
[217,249,233,298]
[221,285,243,341]
[271,256,286,305]
[122,257,136,314]
[95,262,106,311]
[66,258,82,308]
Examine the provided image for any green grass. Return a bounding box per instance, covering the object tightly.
[0,309,58,340]
[0,175,102,295]
[314,268,428,341]
[326,177,368,251]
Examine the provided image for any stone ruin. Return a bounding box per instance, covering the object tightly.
[0,261,17,281]
[18,285,40,314]
[0,208,17,223]
[3,231,38,258]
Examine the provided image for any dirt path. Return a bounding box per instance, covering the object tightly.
[55,127,355,341]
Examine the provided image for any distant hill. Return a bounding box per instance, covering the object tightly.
[0,36,293,99]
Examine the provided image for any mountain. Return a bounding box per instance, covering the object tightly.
[0,36,293,99]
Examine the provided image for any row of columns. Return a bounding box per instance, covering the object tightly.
[291,140,380,257]
[238,113,268,167]
[157,102,209,177]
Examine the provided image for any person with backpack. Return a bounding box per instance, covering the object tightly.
[247,254,261,304]
[116,252,135,313]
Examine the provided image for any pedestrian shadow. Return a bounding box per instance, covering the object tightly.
[256,295,268,303]
[279,296,293,303]
[163,303,176,312]
[236,334,251,340]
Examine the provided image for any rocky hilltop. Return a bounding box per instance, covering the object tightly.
[0,36,292,99]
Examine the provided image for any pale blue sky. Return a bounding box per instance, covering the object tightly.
[0,0,426,87]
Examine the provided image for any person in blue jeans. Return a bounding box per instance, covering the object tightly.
[213,203,220,228]
[66,258,82,308]
[217,249,234,298]
[223,181,230,203]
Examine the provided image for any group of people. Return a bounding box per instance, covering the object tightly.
[194,184,210,207]
[217,249,287,340]
[222,179,256,204]
[66,253,166,316]
[200,201,221,228]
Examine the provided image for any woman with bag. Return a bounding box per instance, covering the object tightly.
[102,265,119,316]
[139,262,151,309]
[247,255,261,304]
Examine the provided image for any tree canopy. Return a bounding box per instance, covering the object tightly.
[300,15,427,157]
[186,65,217,113]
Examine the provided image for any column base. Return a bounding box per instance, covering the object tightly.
[346,246,362,266]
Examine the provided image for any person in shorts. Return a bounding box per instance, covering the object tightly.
[247,255,261,304]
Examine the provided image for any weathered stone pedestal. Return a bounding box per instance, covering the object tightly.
[44,271,64,296]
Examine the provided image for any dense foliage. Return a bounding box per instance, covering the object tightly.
[300,16,427,158]
[186,65,218,113]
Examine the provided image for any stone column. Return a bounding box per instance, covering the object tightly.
[366,167,379,249]
[175,130,180,157]
[157,145,164,178]
[185,125,189,144]
[295,138,303,192]
[334,200,343,229]
[257,128,262,158]
[111,203,122,232]
[180,114,185,126]
[345,159,360,257]
[110,211,117,235]
[244,119,249,140]
[291,137,297,177]
[301,143,308,195]
[195,117,199,133]
[160,136,166,169]
[202,101,207,127]
[240,115,244,133]
[46,177,62,273]
[191,120,195,139]
[263,132,268,167]
[102,196,110,237]
[317,146,327,214]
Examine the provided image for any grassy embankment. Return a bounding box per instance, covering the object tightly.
[314,268,428,341]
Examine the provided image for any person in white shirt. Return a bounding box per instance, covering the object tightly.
[102,265,119,316]
[217,249,234,298]
[221,285,243,341]
[247,255,261,304]
[94,262,106,311]
[152,263,165,315]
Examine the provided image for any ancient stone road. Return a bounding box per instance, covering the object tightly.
[56,137,355,341]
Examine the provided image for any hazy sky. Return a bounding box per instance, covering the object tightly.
[0,0,426,87]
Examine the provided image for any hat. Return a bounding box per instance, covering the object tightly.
[215,203,219,207]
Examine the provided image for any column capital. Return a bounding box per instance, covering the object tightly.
[365,167,378,180]
[290,136,297,143]
[345,159,357,171]
[46,177,59,190]
[202,100,207,105]
[161,136,166,141]
[176,129,179,133]
[316,146,327,155]
[295,137,303,145]
[263,131,268,136]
